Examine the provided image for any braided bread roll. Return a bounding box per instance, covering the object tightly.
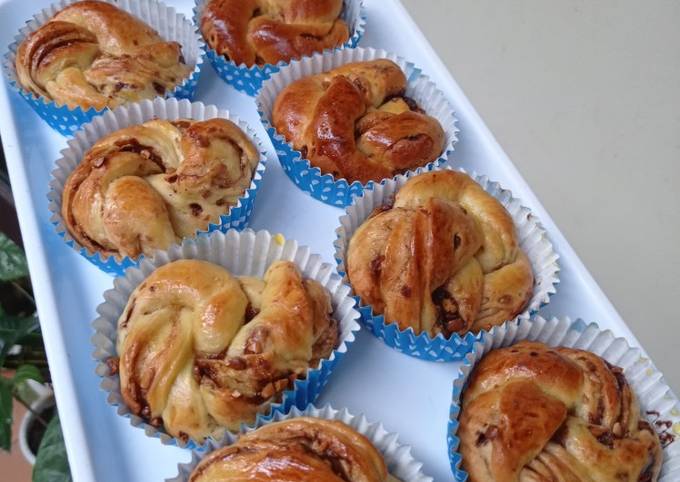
[201,0,350,67]
[272,59,446,184]
[189,417,401,482]
[459,341,663,482]
[15,1,192,110]
[61,118,259,259]
[347,171,533,337]
[115,260,338,442]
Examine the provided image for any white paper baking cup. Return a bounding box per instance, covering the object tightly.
[48,97,267,276]
[91,229,361,449]
[256,47,460,207]
[448,316,680,481]
[194,0,366,95]
[3,0,205,136]
[168,404,433,482]
[334,165,560,362]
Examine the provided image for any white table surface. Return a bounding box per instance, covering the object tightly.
[402,0,680,390]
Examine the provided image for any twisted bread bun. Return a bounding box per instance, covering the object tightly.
[272,59,446,184]
[459,341,663,482]
[61,118,259,259]
[115,260,338,442]
[347,171,533,337]
[201,0,350,67]
[15,1,192,110]
[189,417,401,482]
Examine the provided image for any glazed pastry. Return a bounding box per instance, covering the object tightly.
[272,59,446,183]
[347,170,533,337]
[459,341,663,482]
[114,260,338,442]
[201,0,349,67]
[15,0,192,110]
[189,417,400,482]
[61,118,259,259]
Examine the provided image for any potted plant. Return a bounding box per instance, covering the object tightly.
[0,231,71,481]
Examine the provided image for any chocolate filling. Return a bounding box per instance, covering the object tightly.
[32,38,92,77]
[244,303,259,323]
[106,356,119,375]
[299,32,324,41]
[383,93,424,113]
[112,81,133,93]
[369,255,384,279]
[596,430,615,449]
[114,139,165,170]
[152,81,166,95]
[475,425,498,447]
[589,395,605,425]
[638,455,656,482]
[189,203,203,216]
[432,285,465,335]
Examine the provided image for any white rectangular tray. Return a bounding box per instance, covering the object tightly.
[0,1,673,481]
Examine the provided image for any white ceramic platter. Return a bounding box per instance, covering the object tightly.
[0,1,676,481]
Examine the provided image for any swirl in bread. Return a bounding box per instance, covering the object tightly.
[189,417,400,482]
[272,59,445,184]
[115,260,338,442]
[15,1,192,110]
[201,0,349,67]
[347,170,533,336]
[459,341,663,481]
[61,118,259,259]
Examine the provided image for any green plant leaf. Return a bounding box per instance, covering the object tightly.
[12,364,44,405]
[0,311,39,368]
[33,414,72,482]
[0,378,13,451]
[0,233,28,282]
[12,364,43,386]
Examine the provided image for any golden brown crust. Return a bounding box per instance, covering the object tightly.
[15,0,191,110]
[459,341,663,482]
[189,417,390,482]
[201,0,349,66]
[272,59,446,183]
[347,170,534,336]
[116,260,338,441]
[61,118,259,259]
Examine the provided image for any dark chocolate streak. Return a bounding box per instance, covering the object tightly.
[383,93,424,113]
[33,38,89,74]
[114,138,165,170]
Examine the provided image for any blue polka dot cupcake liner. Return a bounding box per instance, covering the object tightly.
[3,0,205,136]
[168,404,433,481]
[48,97,267,276]
[448,316,680,481]
[257,46,460,207]
[334,165,560,362]
[193,0,365,96]
[91,229,362,449]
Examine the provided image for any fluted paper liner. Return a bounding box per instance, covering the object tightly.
[448,316,680,481]
[91,229,361,449]
[193,0,366,95]
[256,46,460,207]
[3,0,205,135]
[47,97,267,275]
[168,404,433,482]
[334,165,560,361]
